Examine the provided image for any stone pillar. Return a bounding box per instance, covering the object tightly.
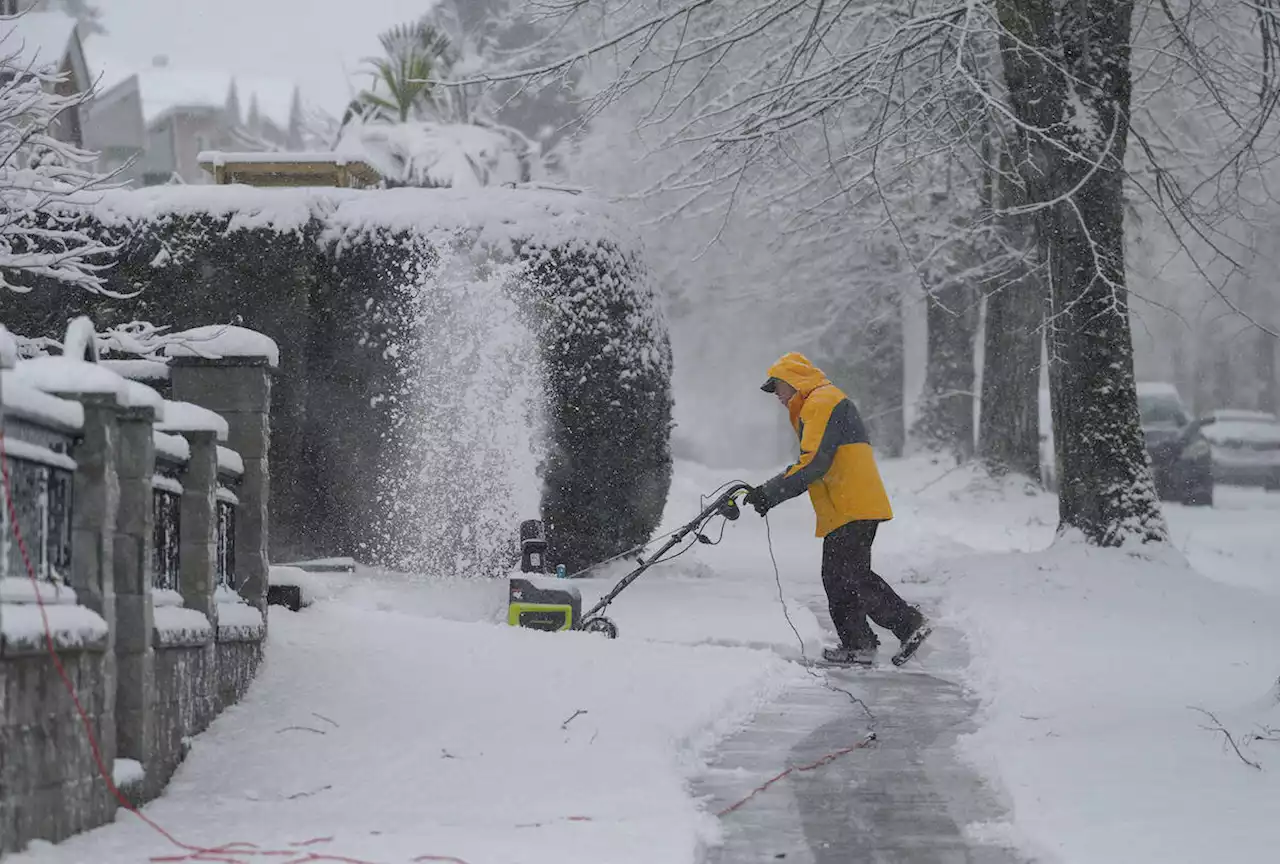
[178,431,219,626]
[170,359,272,623]
[113,405,156,770]
[66,392,121,823]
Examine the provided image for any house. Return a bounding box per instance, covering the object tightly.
[83,52,307,186]
[81,72,145,185]
[1,3,91,147]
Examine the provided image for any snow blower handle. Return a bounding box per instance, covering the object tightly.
[715,483,753,522]
[579,482,755,625]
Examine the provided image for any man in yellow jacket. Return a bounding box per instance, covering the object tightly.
[743,352,931,666]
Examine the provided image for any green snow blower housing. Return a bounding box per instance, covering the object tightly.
[508,519,581,631]
[507,577,582,631]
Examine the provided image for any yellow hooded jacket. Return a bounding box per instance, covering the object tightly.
[759,353,893,537]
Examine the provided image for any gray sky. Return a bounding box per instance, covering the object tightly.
[90,0,440,116]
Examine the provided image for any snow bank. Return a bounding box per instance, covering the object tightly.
[163,325,279,368]
[14,602,801,864]
[267,565,333,607]
[935,540,1280,864]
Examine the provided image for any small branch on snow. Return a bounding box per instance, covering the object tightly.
[561,709,588,729]
[285,784,332,800]
[1190,707,1262,770]
[276,725,327,736]
[1246,726,1280,745]
[312,712,340,728]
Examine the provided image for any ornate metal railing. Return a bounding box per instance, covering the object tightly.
[1,418,75,584]
[152,470,182,592]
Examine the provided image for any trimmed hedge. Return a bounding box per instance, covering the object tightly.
[4,186,672,575]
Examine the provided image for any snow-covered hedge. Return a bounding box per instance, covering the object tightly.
[7,185,673,575]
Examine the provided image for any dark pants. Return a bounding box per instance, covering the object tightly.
[821,520,921,649]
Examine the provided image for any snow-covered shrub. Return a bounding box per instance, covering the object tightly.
[337,119,539,189]
[5,186,672,575]
[517,237,673,572]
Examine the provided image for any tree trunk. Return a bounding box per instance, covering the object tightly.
[1257,328,1278,414]
[821,285,906,457]
[997,0,1168,545]
[914,276,978,461]
[861,292,906,457]
[979,270,1045,478]
[979,149,1045,479]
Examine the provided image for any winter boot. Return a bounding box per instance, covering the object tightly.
[822,645,877,666]
[891,617,933,666]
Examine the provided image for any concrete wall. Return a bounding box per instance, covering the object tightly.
[0,645,115,847]
[148,640,214,799]
[0,338,274,854]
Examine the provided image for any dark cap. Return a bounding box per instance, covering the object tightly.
[760,377,779,393]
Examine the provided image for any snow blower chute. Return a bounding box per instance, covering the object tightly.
[508,483,753,639]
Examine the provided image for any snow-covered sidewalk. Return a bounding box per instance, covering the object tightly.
[14,456,1280,864]
[15,586,802,864]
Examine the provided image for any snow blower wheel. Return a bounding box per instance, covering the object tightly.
[582,616,619,639]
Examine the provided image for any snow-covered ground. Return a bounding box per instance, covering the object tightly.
[14,457,1280,864]
[728,455,1280,864]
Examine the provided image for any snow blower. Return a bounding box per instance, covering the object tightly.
[507,482,754,639]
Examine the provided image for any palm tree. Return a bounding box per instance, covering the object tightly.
[344,19,455,125]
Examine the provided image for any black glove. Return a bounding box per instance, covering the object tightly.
[743,485,771,516]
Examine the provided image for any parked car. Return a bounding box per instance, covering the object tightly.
[1197,409,1280,491]
[1136,382,1214,506]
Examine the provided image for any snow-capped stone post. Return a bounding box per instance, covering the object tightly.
[166,327,276,623]
[9,318,126,824]
[112,393,161,779]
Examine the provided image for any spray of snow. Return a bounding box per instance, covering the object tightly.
[371,241,548,577]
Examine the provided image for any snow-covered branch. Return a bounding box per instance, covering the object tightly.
[0,27,119,295]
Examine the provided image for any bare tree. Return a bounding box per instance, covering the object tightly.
[0,31,117,294]
[489,0,1280,542]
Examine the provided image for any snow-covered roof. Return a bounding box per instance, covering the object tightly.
[1,10,77,73]
[199,151,367,168]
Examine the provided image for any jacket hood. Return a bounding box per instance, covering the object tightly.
[765,352,830,397]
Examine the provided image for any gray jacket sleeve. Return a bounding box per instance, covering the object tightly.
[759,401,850,506]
